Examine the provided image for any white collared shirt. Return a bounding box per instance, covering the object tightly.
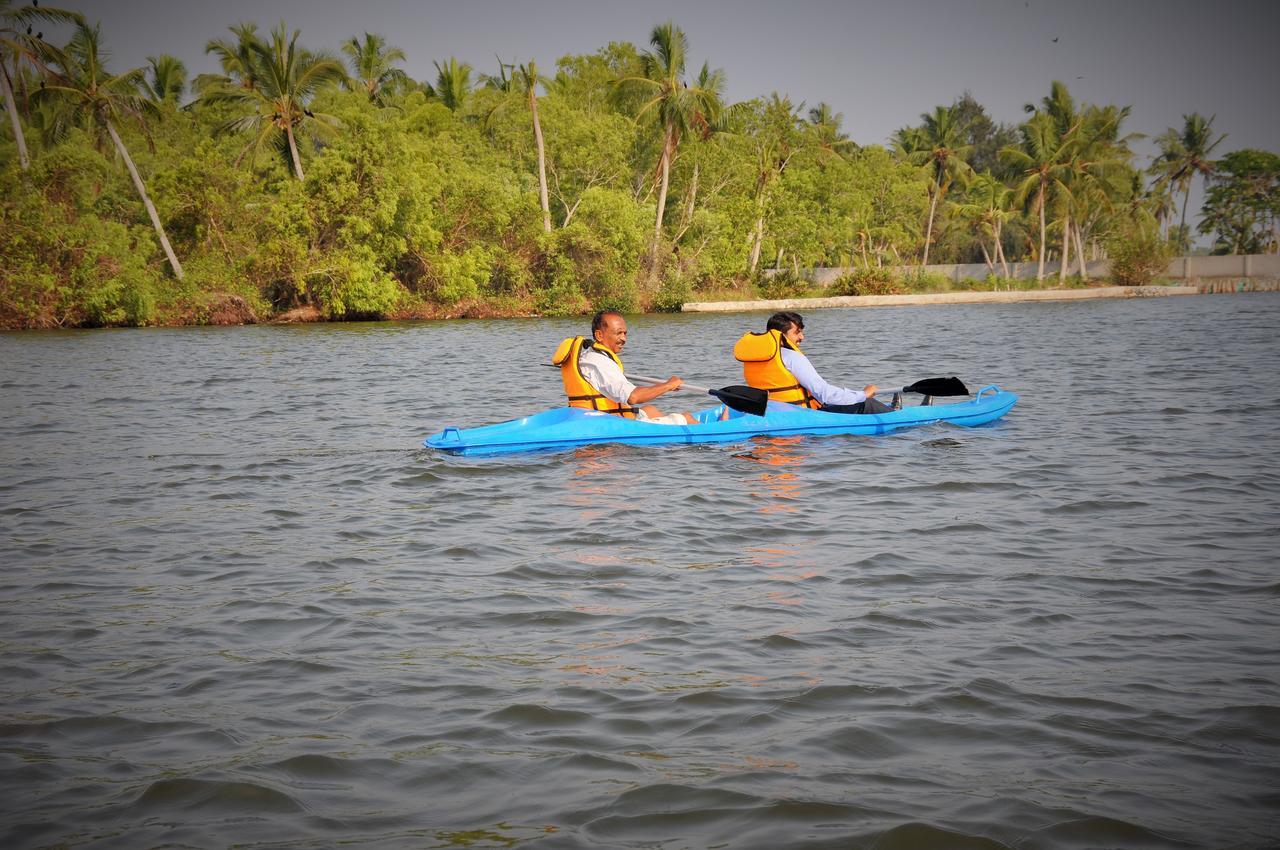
[578,347,636,405]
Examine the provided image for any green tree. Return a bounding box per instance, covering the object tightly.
[951,92,1018,179]
[617,21,724,266]
[1152,112,1226,251]
[895,104,973,266]
[38,21,184,279]
[427,57,472,112]
[1198,149,1280,254]
[197,22,263,94]
[199,23,347,180]
[954,171,1013,276]
[144,54,186,105]
[742,93,806,274]
[342,32,407,106]
[1,0,82,169]
[806,102,854,155]
[1001,111,1076,281]
[484,59,552,233]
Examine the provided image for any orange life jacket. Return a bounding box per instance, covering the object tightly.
[551,336,640,418]
[733,329,820,409]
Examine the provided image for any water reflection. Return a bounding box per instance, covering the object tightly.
[734,436,811,514]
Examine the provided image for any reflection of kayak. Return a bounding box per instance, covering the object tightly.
[425,385,1017,456]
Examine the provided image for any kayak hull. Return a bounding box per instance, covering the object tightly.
[425,385,1017,456]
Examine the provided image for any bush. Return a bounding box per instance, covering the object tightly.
[1107,225,1172,286]
[829,268,903,296]
[753,268,809,300]
[650,270,692,312]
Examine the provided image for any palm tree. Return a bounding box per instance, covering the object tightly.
[1060,103,1134,279]
[616,21,724,263]
[1152,113,1225,251]
[896,104,974,266]
[198,23,347,180]
[427,57,472,111]
[807,102,854,155]
[955,172,1012,276]
[518,61,550,233]
[1001,112,1076,281]
[673,63,732,243]
[144,54,186,105]
[342,32,407,105]
[38,22,183,279]
[197,22,263,94]
[482,58,551,233]
[1,0,83,169]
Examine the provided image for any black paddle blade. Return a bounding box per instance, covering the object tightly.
[903,376,969,397]
[709,385,769,416]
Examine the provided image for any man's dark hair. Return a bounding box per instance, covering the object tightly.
[591,310,623,336]
[766,311,804,333]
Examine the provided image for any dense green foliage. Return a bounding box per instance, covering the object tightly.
[0,8,1274,328]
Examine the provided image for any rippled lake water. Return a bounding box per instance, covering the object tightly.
[2,295,1278,849]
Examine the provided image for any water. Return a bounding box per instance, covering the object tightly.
[2,295,1278,849]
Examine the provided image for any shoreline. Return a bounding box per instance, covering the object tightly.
[682,283,1279,313]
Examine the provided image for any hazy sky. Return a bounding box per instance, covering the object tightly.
[69,0,1280,231]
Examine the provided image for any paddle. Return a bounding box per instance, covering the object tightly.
[629,372,769,417]
[894,376,970,397]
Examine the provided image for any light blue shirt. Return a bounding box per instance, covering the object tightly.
[779,347,867,407]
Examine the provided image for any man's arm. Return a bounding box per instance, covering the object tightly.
[780,348,868,406]
[626,378,683,405]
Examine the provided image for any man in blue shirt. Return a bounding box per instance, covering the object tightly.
[764,311,897,414]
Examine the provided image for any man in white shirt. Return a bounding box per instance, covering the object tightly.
[578,311,696,425]
[768,311,897,414]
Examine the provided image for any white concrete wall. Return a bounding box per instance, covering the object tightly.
[793,254,1279,285]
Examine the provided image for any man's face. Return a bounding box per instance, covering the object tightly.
[782,323,805,346]
[595,314,628,352]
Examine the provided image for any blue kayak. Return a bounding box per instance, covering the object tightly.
[425,385,1017,456]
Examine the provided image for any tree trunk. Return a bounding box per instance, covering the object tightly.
[996,221,1010,278]
[1,64,29,170]
[922,182,940,268]
[530,87,551,234]
[653,124,673,239]
[748,212,765,275]
[1036,183,1047,281]
[107,120,184,280]
[979,240,993,269]
[1058,212,1071,285]
[1178,184,1191,250]
[286,119,305,181]
[677,162,699,237]
[1074,221,1088,279]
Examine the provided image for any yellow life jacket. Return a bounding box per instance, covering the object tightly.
[551,336,640,417]
[733,329,820,409]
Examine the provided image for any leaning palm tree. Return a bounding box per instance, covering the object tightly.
[616,21,724,262]
[426,57,472,112]
[0,0,83,169]
[1152,112,1225,251]
[37,22,183,279]
[198,23,347,181]
[1000,112,1077,281]
[896,104,974,267]
[144,54,186,105]
[482,58,551,232]
[341,32,407,105]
